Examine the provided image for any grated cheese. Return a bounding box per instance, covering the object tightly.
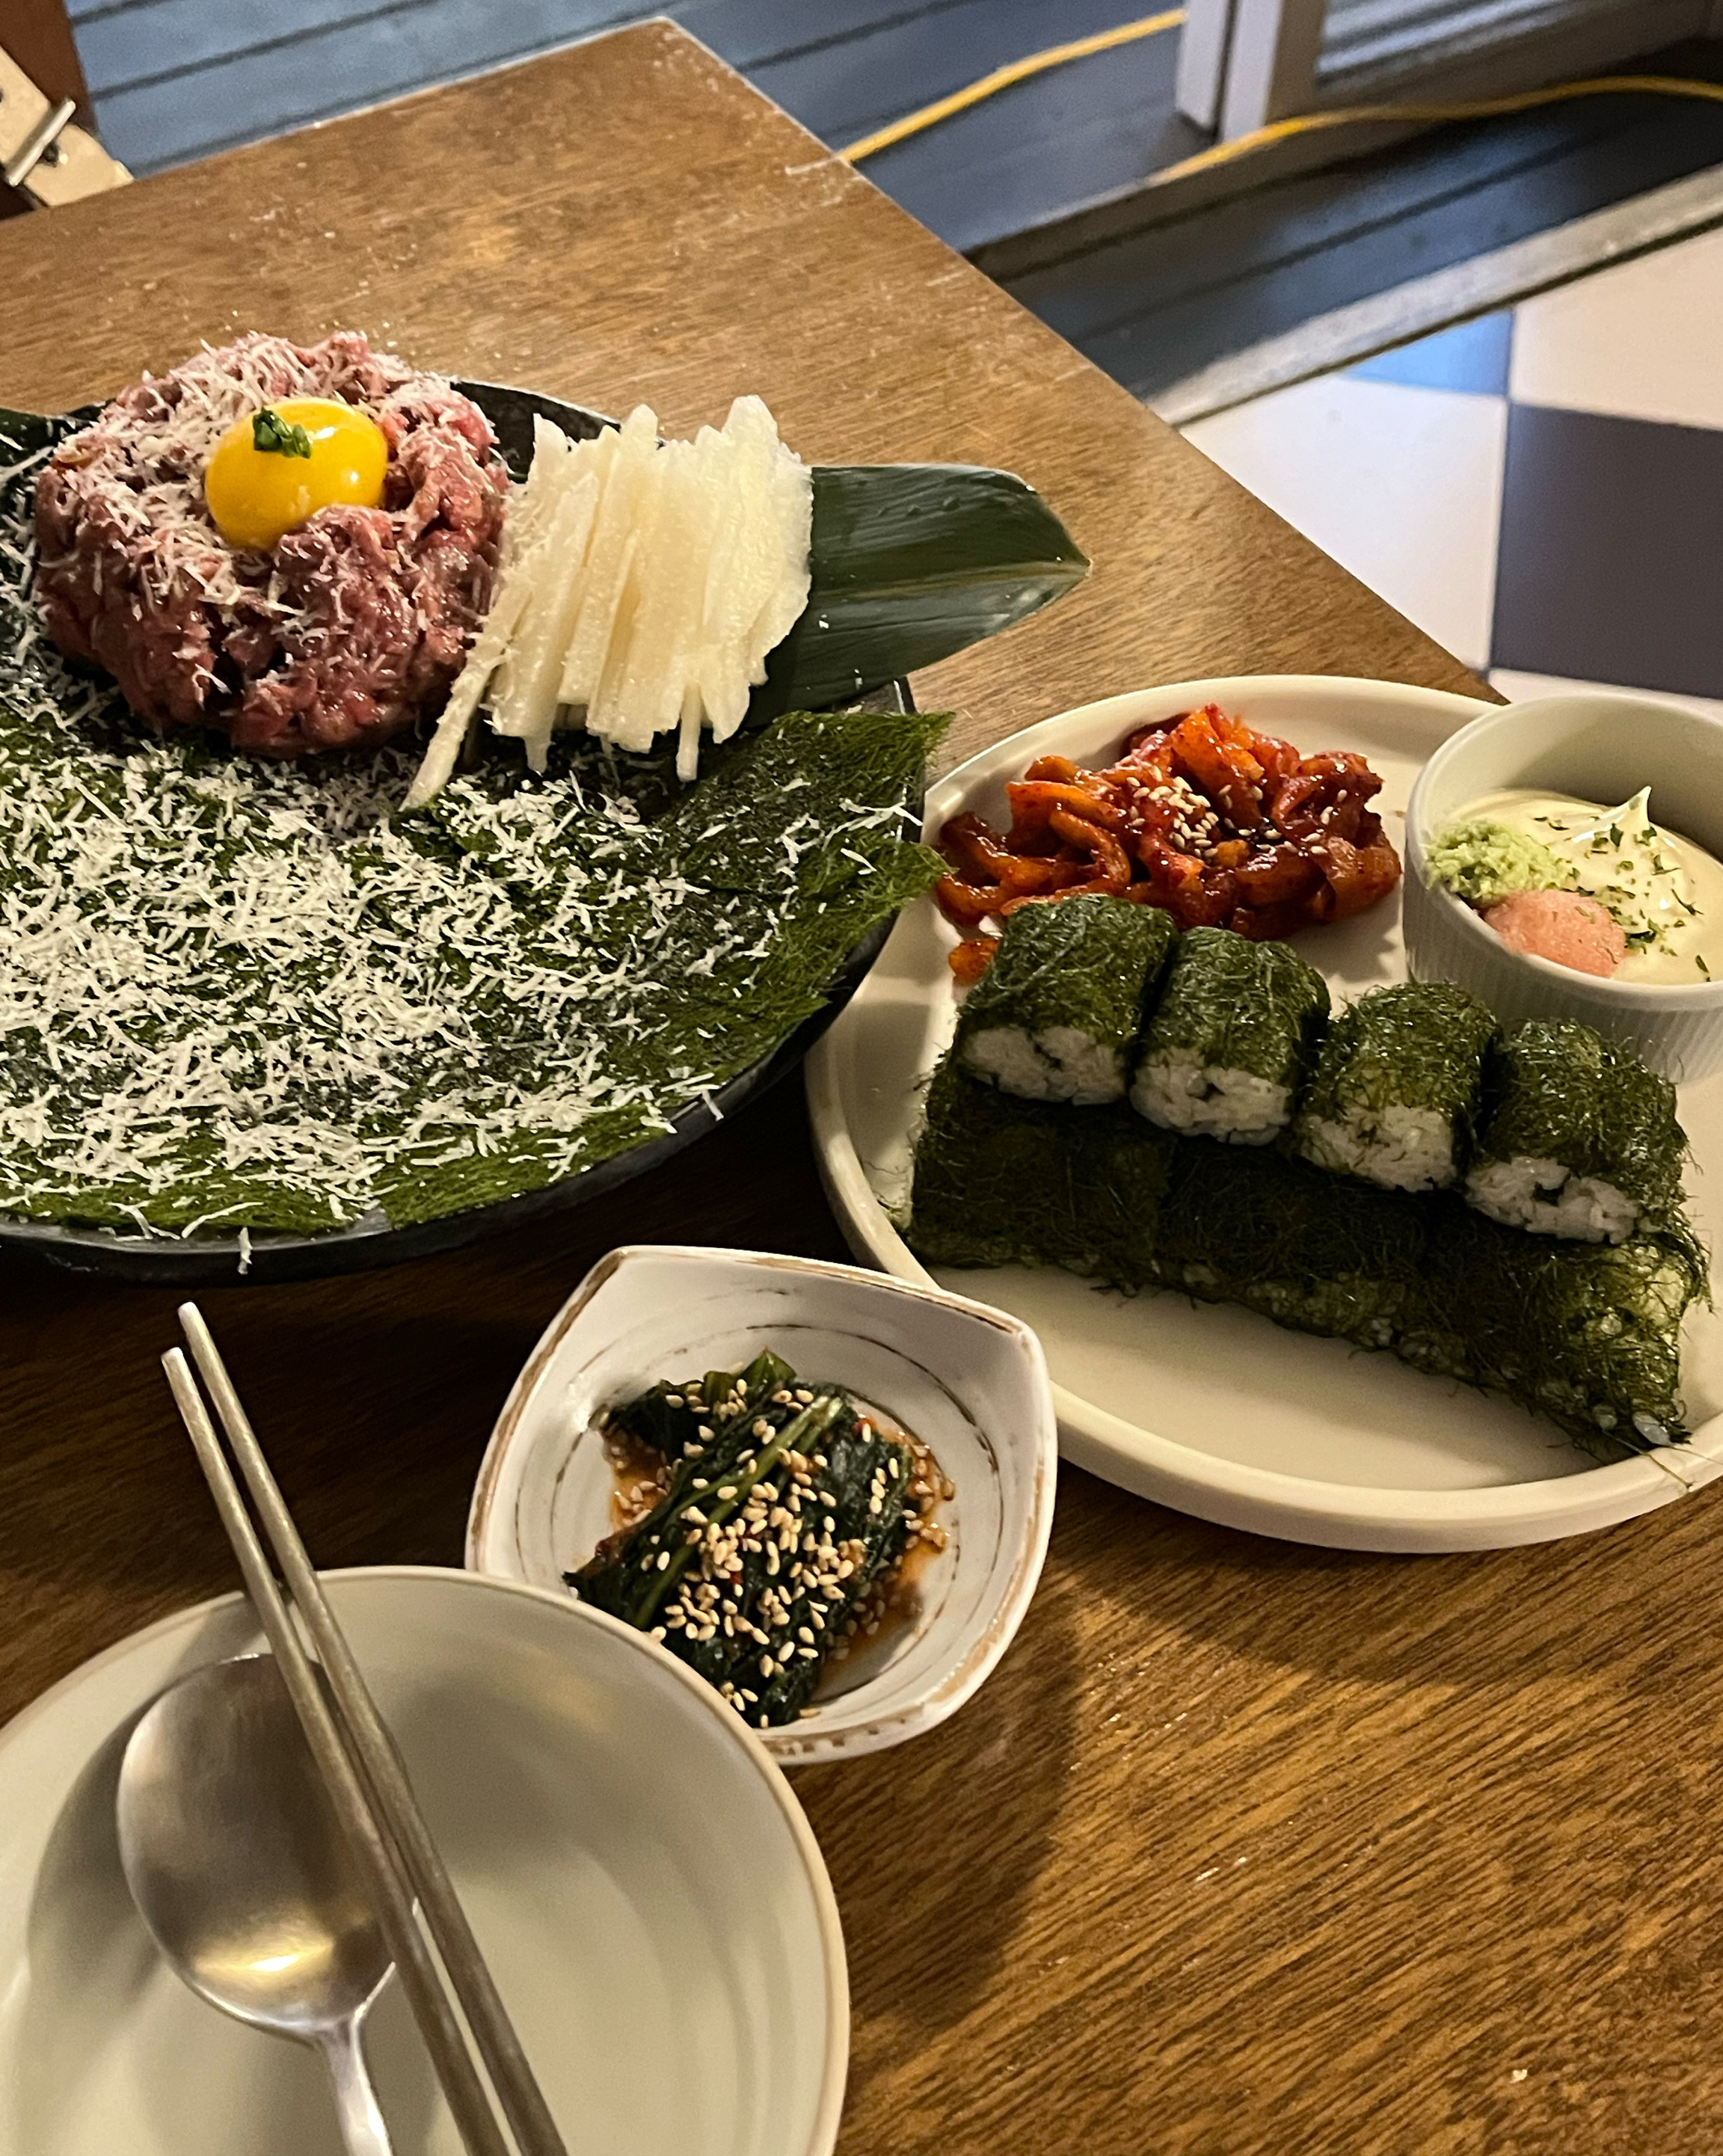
[0,410,930,1241]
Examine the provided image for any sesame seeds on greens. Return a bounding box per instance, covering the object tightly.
[0,408,946,1238]
[568,1349,948,1727]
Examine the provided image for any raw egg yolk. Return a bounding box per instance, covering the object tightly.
[204,397,389,552]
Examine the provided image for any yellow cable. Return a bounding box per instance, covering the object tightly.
[838,10,1187,162]
[1152,73,1723,184]
[842,31,1723,191]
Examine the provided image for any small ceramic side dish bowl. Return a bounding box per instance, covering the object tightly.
[466,1244,1058,1764]
[1403,690,1723,1081]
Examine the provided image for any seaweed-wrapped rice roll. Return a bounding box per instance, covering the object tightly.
[954,894,1176,1105]
[1465,1019,1685,1243]
[908,1056,1177,1278]
[1418,1202,1702,1454]
[1129,927,1329,1145]
[904,1042,1703,1461]
[1149,1134,1427,1350]
[1294,982,1496,1192]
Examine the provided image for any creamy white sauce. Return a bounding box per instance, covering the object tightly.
[1467,787,1723,983]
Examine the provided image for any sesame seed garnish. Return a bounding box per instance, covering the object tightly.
[577,1365,946,1730]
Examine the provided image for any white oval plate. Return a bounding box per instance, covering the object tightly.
[0,1567,847,2156]
[465,1245,1058,1764]
[807,675,1723,1552]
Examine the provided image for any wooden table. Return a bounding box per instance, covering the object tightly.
[3,23,1710,2155]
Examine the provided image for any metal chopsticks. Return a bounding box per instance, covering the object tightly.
[163,1303,569,2156]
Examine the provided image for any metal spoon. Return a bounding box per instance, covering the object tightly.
[116,1653,396,2155]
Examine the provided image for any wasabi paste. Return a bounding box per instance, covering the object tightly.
[1425,815,1576,908]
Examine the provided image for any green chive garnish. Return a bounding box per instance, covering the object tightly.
[251,407,313,458]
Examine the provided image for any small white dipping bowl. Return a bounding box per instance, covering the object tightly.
[0,1567,846,2156]
[1403,690,1723,1080]
[466,1244,1058,1765]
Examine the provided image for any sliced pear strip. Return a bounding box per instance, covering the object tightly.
[489,465,599,771]
[403,414,576,811]
[405,395,813,804]
[558,405,659,713]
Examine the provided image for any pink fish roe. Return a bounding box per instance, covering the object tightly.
[1483,888,1627,977]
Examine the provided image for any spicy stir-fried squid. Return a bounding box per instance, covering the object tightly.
[935,704,1402,980]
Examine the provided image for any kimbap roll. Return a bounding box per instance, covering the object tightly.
[1294,982,1496,1191]
[907,1055,1177,1278]
[1464,1019,1686,1243]
[954,894,1176,1105]
[1149,1134,1426,1351]
[904,1038,1704,1461]
[1420,1200,1701,1455]
[1129,927,1329,1144]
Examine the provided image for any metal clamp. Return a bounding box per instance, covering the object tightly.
[4,94,76,191]
[0,43,129,209]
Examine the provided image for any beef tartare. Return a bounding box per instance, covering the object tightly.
[32,331,509,758]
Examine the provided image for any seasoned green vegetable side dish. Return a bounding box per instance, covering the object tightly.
[910,896,1706,1460]
[568,1351,949,1727]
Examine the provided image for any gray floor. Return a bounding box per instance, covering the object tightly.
[1006,36,1723,402]
[68,2,1723,406]
[70,0,1186,257]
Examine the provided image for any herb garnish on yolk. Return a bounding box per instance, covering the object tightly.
[251,407,313,458]
[203,395,389,550]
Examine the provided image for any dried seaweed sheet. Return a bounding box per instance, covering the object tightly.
[955,895,1176,1103]
[0,409,946,1236]
[908,1059,1701,1459]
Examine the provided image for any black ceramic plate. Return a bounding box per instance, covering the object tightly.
[0,383,918,1285]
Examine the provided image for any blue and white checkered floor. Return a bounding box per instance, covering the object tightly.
[1183,222,1723,714]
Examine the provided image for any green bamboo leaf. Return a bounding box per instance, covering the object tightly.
[762,461,1089,715]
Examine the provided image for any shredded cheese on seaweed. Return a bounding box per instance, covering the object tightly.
[0,411,944,1239]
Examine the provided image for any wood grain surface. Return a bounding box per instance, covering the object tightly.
[3,23,1710,2156]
